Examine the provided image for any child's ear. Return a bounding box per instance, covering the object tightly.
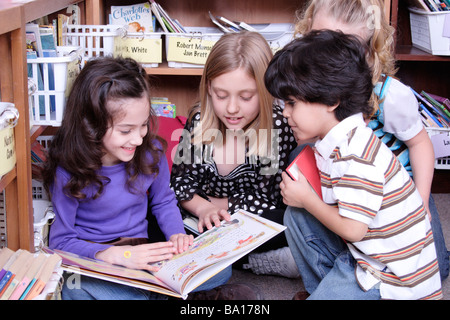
[327,102,339,113]
[207,81,212,95]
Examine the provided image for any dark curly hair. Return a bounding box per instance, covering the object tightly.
[264,30,374,121]
[42,56,166,200]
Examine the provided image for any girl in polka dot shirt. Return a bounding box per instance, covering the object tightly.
[170,32,298,276]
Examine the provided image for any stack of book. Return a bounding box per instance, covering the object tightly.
[0,248,62,300]
[149,0,186,33]
[407,0,450,11]
[412,89,450,128]
[151,97,176,118]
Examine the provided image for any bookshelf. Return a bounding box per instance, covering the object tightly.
[0,0,84,251]
[390,0,450,192]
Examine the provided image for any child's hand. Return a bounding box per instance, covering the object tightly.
[96,242,177,272]
[280,171,318,208]
[197,208,231,233]
[169,233,194,254]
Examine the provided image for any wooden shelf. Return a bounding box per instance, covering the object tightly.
[145,62,203,76]
[0,169,16,192]
[395,45,450,62]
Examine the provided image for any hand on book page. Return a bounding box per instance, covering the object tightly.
[285,145,322,199]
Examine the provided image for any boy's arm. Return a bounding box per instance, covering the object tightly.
[281,172,368,242]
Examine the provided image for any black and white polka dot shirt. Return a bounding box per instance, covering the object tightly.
[170,104,296,216]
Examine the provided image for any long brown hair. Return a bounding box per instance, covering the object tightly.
[42,56,166,200]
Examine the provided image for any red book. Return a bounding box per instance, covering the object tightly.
[286,145,322,199]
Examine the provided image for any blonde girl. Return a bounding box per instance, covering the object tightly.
[171,31,298,278]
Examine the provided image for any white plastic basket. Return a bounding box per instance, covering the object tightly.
[252,23,295,53]
[33,199,54,251]
[32,178,49,200]
[409,8,450,56]
[426,127,450,169]
[35,135,53,151]
[27,46,82,126]
[65,25,121,62]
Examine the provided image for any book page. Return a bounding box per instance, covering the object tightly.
[152,210,286,296]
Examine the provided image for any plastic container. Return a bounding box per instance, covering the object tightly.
[65,24,121,63]
[27,46,82,126]
[33,199,54,250]
[251,23,295,52]
[409,8,450,56]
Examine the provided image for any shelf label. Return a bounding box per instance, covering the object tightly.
[66,59,81,98]
[0,128,15,176]
[167,36,216,65]
[114,36,162,64]
[430,132,450,159]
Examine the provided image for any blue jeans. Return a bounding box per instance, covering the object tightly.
[61,266,232,300]
[284,206,381,299]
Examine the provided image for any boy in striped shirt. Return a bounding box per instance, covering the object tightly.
[264,30,442,299]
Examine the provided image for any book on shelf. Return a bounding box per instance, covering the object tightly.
[0,248,62,300]
[149,0,184,33]
[286,144,323,199]
[421,91,450,120]
[151,97,176,118]
[428,93,450,112]
[412,88,450,128]
[43,209,286,299]
[407,0,450,11]
[110,2,155,33]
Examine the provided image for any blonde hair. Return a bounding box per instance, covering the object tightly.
[191,31,274,156]
[295,0,397,115]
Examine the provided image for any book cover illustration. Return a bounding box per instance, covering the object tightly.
[286,145,322,199]
[110,2,154,33]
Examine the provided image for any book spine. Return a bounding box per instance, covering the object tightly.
[428,93,450,112]
[422,91,450,119]
[424,0,438,10]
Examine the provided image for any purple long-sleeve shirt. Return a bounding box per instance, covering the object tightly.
[48,152,185,259]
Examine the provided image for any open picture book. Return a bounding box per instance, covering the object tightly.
[43,209,286,299]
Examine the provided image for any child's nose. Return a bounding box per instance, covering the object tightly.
[282,106,291,118]
[227,97,239,114]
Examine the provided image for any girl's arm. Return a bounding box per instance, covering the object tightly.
[180,195,231,233]
[95,242,177,272]
[405,128,434,217]
[281,172,368,242]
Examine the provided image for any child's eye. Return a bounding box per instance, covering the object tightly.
[285,99,295,107]
[241,95,253,102]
